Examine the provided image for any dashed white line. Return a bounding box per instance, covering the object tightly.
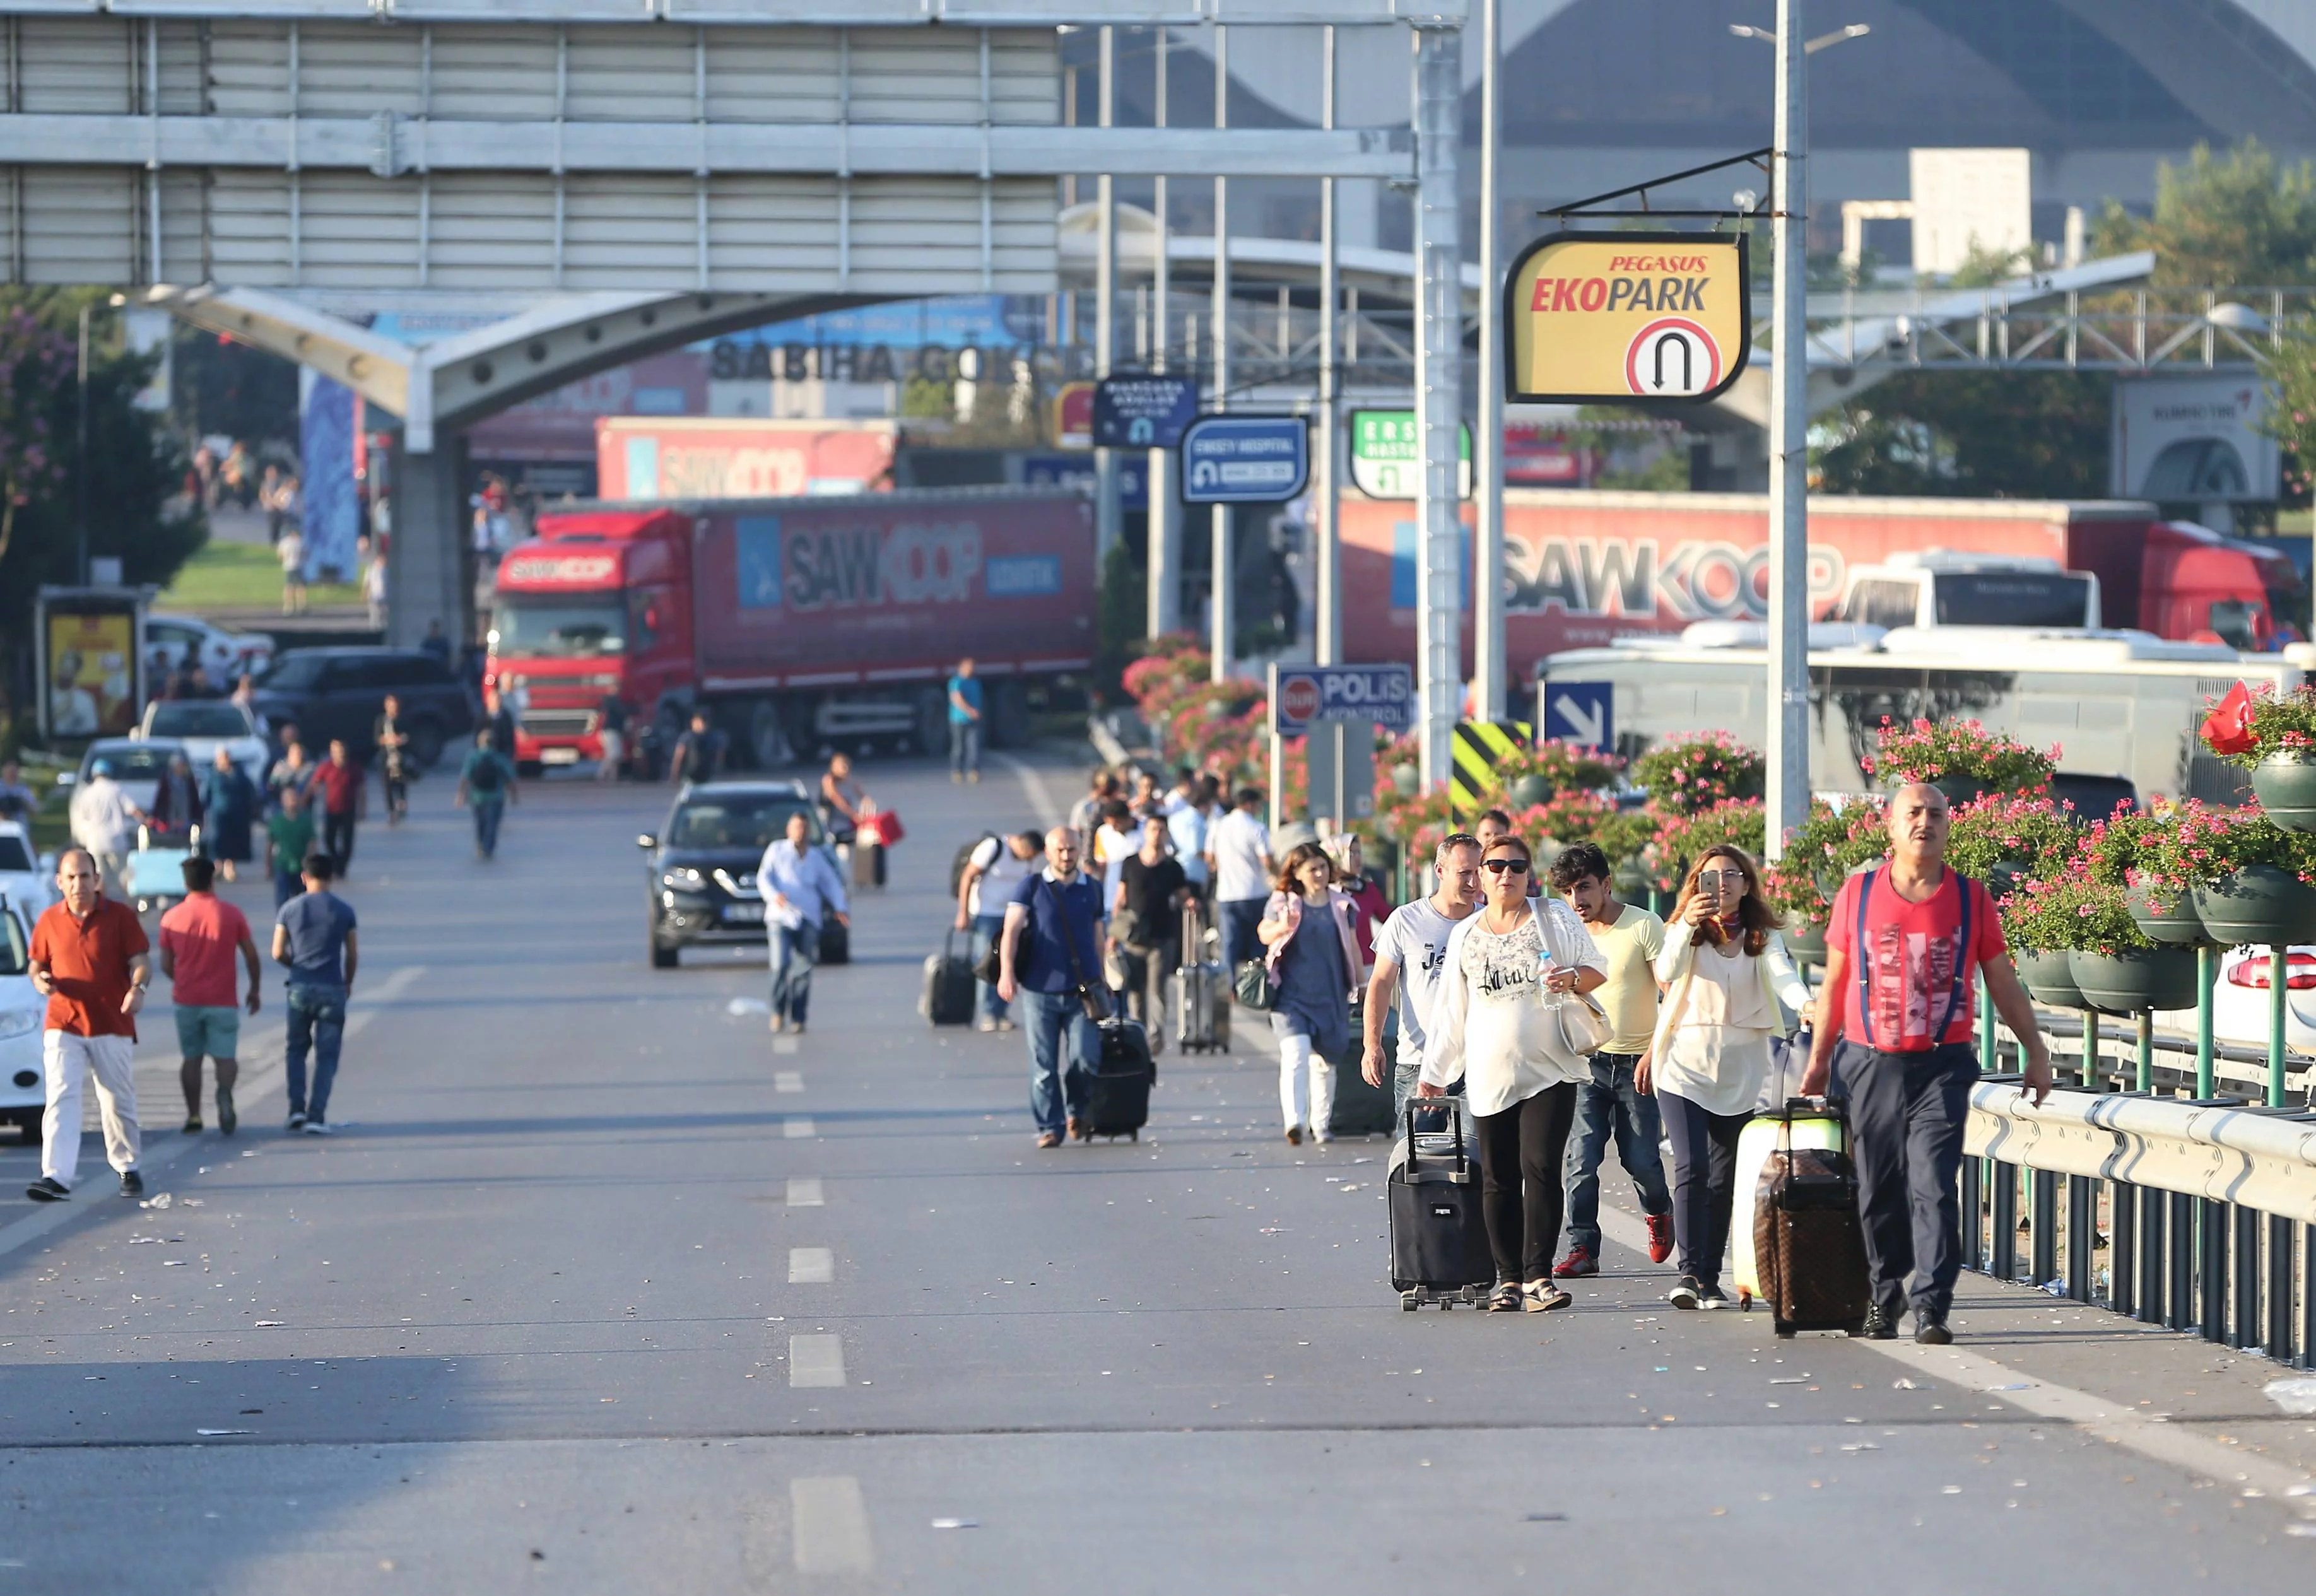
[772,1036,799,1056]
[775,1071,804,1094]
[787,1177,825,1207]
[993,751,1063,830]
[790,1476,874,1574]
[789,1247,834,1284]
[783,1116,816,1139]
[789,1334,846,1388]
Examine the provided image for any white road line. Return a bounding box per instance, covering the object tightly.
[789,1334,847,1388]
[772,1036,799,1056]
[993,751,1063,830]
[774,1071,804,1094]
[782,1116,816,1139]
[789,1247,834,1284]
[787,1177,825,1207]
[1594,1205,2315,1499]
[790,1476,874,1575]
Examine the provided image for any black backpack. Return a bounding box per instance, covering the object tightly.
[951,833,1000,898]
[467,753,505,797]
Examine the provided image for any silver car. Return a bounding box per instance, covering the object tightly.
[0,901,45,1138]
[137,698,269,788]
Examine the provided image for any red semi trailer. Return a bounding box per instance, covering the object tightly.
[1334,490,2297,681]
[487,488,1096,770]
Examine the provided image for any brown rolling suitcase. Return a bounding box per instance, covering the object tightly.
[1753,1099,1873,1339]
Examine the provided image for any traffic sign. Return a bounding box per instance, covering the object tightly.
[1503,230,1749,405]
[1541,681,1613,751]
[1348,410,1473,500]
[1450,720,1533,820]
[1269,663,1414,736]
[1093,376,1199,449]
[1181,416,1310,505]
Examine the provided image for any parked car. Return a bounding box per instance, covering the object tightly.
[0,900,45,1138]
[0,822,52,916]
[249,648,474,768]
[2154,946,2316,1058]
[639,780,849,969]
[73,737,184,805]
[146,612,274,686]
[136,698,268,787]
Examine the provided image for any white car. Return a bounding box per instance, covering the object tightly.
[146,613,274,690]
[0,901,45,1138]
[0,821,52,917]
[136,698,269,787]
[2154,946,2316,1059]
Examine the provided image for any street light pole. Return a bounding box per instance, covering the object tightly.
[1314,23,1342,666]
[1209,23,1233,686]
[1093,24,1120,570]
[1472,0,1507,723]
[1146,27,1179,640]
[1764,0,1809,860]
[76,300,92,587]
[1413,21,1463,793]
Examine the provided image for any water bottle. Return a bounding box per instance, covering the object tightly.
[1536,946,1565,1009]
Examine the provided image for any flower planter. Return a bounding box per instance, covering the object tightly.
[1784,919,1828,966]
[2125,883,2209,947]
[2066,947,2200,1016]
[1390,762,1421,799]
[2014,948,2087,1010]
[1508,773,1555,809]
[1930,773,1991,809]
[2191,864,2316,947]
[2252,754,2316,833]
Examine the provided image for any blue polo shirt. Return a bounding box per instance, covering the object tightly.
[948,673,984,725]
[1009,869,1105,994]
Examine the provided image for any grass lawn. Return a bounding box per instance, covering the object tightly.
[162,540,362,612]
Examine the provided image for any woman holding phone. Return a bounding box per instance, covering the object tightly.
[1641,844,1811,1310]
[1419,833,1608,1311]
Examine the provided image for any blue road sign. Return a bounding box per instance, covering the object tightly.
[1022,454,1148,511]
[1541,680,1614,751]
[1093,376,1199,449]
[1271,663,1415,736]
[1181,416,1310,505]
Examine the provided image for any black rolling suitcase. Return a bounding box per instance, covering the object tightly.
[1080,1018,1155,1141]
[1751,1099,1872,1338]
[920,930,976,1026]
[1326,1000,1396,1137]
[1387,1105,1494,1309]
[1170,902,1231,1054]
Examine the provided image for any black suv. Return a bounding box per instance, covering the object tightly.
[249,648,476,768]
[640,781,852,969]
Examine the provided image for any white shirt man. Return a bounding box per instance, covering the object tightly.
[69,766,144,880]
[956,831,1044,1033]
[1204,791,1274,970]
[1360,833,1483,1123]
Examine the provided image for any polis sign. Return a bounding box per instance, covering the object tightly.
[1269,663,1414,736]
[1503,231,1749,406]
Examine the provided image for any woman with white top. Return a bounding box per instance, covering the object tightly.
[1256,842,1365,1146]
[1640,844,1811,1311]
[1419,835,1608,1311]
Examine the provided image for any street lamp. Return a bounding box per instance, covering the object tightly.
[77,291,127,588]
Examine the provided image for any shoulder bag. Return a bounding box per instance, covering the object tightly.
[1543,907,1614,1055]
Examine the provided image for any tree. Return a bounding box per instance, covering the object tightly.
[1811,371,2111,500]
[2093,139,2316,288]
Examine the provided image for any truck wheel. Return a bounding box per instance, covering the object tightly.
[748,700,792,770]
[408,717,445,770]
[912,689,948,756]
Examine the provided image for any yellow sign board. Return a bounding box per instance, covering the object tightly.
[1503,231,1750,405]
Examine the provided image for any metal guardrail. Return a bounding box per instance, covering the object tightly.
[1962,1075,2316,1368]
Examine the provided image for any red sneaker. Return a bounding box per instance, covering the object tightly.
[1552,1246,1599,1279]
[1646,1213,1675,1264]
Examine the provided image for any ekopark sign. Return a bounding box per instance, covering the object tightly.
[1503,231,1750,406]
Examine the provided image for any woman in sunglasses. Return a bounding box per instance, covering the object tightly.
[1419,834,1608,1311]
[1640,843,1811,1310]
[1256,841,1365,1145]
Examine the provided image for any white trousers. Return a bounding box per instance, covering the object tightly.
[1278,1033,1336,1139]
[42,1031,140,1188]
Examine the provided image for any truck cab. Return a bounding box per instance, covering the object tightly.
[1831,550,2101,631]
[488,510,695,772]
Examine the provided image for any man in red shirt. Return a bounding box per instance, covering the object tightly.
[24,848,151,1201]
[158,855,262,1136]
[307,739,362,875]
[1803,783,2052,1346]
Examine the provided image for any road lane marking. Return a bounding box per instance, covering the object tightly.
[789,1247,834,1284]
[775,1071,804,1093]
[790,1476,874,1574]
[772,1036,799,1056]
[1593,1206,2314,1499]
[787,1177,825,1207]
[789,1334,846,1388]
[783,1116,816,1139]
[993,752,1063,830]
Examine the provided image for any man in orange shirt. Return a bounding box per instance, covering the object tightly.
[158,855,261,1136]
[25,848,150,1201]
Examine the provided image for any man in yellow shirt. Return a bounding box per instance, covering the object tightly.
[1549,842,1675,1276]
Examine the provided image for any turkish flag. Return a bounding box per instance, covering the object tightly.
[2202,681,2259,758]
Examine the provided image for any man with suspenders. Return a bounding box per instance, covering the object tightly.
[1802,783,2052,1345]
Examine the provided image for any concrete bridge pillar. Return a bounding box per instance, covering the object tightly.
[387,435,472,659]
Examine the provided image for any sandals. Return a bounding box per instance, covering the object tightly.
[1524,1281,1572,1313]
[1487,1283,1524,1312]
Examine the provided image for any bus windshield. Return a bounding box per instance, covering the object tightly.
[1932,572,2095,628]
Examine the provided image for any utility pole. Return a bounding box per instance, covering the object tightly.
[1093,25,1120,569]
[1209,23,1233,685]
[76,300,92,586]
[1314,24,1343,666]
[1764,0,1809,859]
[1146,26,1179,640]
[1412,21,1463,792]
[1472,0,1507,721]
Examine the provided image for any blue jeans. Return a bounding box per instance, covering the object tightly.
[273,869,303,908]
[770,919,821,1024]
[950,719,981,778]
[1218,897,1267,973]
[972,913,1010,1023]
[1020,988,1095,1135]
[1562,1051,1673,1254]
[285,983,347,1122]
[472,798,505,857]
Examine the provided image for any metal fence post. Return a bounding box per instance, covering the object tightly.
[2166,1190,2194,1332]
[2303,1221,2315,1370]
[1978,975,1996,1063]
[2270,941,2290,1107]
[1960,1155,1983,1272]
[2066,1174,2095,1303]
[2031,1168,2059,1287]
[2199,1196,2228,1343]
[1990,1161,2018,1283]
[2197,943,2217,1098]
[2139,1185,2166,1324]
[2136,1011,2153,1094]
[2079,1008,2099,1089]
[2270,1212,2296,1363]
[2233,1205,2260,1351]
[2111,1179,2136,1316]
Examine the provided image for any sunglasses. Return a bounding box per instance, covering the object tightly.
[1482,859,1530,875]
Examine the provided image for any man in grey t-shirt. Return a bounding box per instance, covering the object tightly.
[1360,832,1483,1124]
[271,851,357,1134]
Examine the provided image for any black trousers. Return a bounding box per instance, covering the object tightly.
[1659,1091,1749,1288]
[1840,1042,1978,1320]
[322,808,356,871]
[1472,1083,1577,1284]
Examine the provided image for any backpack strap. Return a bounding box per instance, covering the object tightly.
[1932,871,1973,1044]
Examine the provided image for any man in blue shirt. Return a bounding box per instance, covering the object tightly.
[271,850,358,1134]
[756,811,850,1036]
[996,824,1108,1147]
[946,657,985,785]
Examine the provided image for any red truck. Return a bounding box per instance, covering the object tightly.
[487,488,1096,770]
[1336,491,2299,681]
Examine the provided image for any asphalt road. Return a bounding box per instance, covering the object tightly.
[0,749,2312,1592]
